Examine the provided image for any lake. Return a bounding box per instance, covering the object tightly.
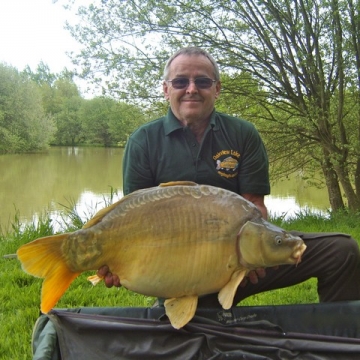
[0,147,330,232]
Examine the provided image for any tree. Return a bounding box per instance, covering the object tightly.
[24,63,84,146]
[79,97,148,146]
[23,62,60,117]
[0,64,56,153]
[79,97,116,146]
[108,101,150,146]
[23,61,57,86]
[52,77,83,146]
[65,0,360,211]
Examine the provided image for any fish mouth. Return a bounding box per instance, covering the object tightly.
[292,244,307,266]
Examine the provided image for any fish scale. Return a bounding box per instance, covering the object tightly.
[17,181,306,329]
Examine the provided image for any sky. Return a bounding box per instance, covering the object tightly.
[0,0,81,76]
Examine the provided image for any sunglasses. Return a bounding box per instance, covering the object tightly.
[167,77,217,89]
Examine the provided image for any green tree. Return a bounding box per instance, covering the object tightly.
[216,72,268,118]
[65,0,360,211]
[108,101,149,146]
[0,64,56,153]
[23,62,58,117]
[79,97,147,146]
[52,77,83,146]
[23,61,57,86]
[24,63,84,146]
[79,97,116,146]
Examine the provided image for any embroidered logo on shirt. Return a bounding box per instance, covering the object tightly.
[213,150,240,178]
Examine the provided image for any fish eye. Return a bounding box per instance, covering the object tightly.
[275,236,282,245]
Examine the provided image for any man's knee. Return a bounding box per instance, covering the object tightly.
[322,234,360,272]
[334,235,360,259]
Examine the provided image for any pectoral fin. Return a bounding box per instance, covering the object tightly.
[218,270,247,309]
[87,274,103,286]
[164,295,198,329]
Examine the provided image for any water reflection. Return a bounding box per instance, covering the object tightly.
[265,195,329,219]
[0,147,331,232]
[267,174,330,219]
[45,190,123,232]
[0,147,124,232]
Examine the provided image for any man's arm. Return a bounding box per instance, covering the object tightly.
[122,133,155,195]
[241,193,268,219]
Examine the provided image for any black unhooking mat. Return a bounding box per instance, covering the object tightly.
[32,301,360,360]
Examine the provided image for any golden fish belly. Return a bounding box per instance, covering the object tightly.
[64,186,253,299]
[115,236,241,298]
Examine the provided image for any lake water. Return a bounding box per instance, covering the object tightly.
[0,147,330,232]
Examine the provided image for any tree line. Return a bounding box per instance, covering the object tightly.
[3,0,360,211]
[0,62,150,153]
[63,0,360,212]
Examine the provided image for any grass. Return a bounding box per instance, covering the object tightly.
[1,205,360,359]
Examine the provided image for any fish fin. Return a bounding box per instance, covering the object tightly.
[83,181,199,229]
[87,274,103,286]
[164,295,198,329]
[41,265,80,313]
[82,201,121,229]
[17,234,80,313]
[159,181,197,187]
[218,270,247,309]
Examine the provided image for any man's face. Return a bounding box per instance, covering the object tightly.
[163,54,221,125]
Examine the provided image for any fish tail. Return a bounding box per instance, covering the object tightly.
[17,234,81,313]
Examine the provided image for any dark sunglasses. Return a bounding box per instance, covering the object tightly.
[167,77,216,89]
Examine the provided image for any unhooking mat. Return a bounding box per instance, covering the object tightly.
[32,301,360,360]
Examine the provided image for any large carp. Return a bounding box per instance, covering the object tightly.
[17,181,306,329]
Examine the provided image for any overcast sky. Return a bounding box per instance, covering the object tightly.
[0,0,80,74]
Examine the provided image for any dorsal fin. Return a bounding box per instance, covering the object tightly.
[159,181,197,187]
[83,182,198,229]
[82,200,124,229]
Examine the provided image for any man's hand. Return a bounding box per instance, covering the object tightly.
[97,265,121,288]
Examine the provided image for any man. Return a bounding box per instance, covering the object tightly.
[99,47,360,305]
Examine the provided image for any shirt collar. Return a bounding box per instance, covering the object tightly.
[164,108,218,136]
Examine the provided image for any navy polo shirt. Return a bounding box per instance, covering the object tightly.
[122,109,270,196]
